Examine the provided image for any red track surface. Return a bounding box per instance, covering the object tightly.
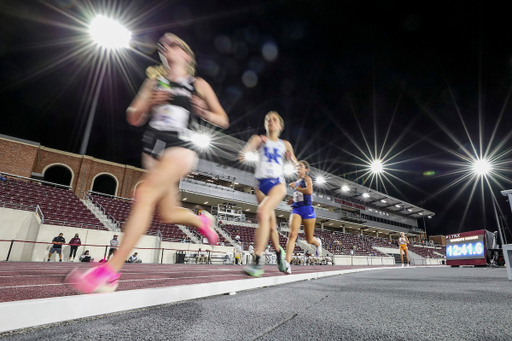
[0,262,390,303]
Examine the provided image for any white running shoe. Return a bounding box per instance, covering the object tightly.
[401,263,404,267]
[407,264,410,267]
[285,261,292,274]
[316,238,322,257]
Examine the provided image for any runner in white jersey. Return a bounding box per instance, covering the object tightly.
[66,33,229,294]
[399,232,410,267]
[240,112,297,277]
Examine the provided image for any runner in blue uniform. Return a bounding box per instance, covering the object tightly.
[284,161,321,274]
[67,33,229,293]
[240,112,297,277]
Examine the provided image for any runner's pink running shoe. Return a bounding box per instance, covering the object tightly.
[65,263,120,294]
[198,212,218,245]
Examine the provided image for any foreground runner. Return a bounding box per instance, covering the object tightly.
[284,160,321,274]
[399,232,410,267]
[240,112,297,277]
[67,33,229,293]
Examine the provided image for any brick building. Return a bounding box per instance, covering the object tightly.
[0,134,145,199]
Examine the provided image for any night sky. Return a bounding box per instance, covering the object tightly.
[1,0,512,239]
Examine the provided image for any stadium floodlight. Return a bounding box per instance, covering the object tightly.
[395,204,401,208]
[89,16,131,48]
[428,215,433,219]
[472,158,493,176]
[191,132,212,149]
[341,185,350,192]
[244,151,259,162]
[407,208,413,212]
[362,193,370,198]
[371,159,384,174]
[381,199,387,203]
[315,176,326,185]
[283,163,296,176]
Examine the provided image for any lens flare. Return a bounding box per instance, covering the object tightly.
[472,158,493,176]
[89,16,131,48]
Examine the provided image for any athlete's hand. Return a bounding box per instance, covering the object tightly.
[289,182,297,189]
[191,95,209,118]
[150,89,172,107]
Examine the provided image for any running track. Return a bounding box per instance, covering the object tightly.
[0,262,388,303]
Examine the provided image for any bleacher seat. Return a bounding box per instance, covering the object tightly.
[0,178,105,230]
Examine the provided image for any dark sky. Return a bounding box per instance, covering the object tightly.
[1,0,512,239]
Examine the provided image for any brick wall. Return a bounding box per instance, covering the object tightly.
[0,137,39,178]
[0,135,146,199]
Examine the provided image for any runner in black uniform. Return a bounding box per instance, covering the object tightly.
[67,33,229,294]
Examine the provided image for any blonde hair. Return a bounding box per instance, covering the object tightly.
[265,111,285,132]
[298,160,310,171]
[146,33,197,80]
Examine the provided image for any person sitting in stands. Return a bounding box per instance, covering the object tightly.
[80,250,93,263]
[0,174,6,182]
[128,252,142,263]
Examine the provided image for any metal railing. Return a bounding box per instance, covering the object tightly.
[0,171,72,190]
[0,200,44,223]
[43,219,106,230]
[85,191,121,230]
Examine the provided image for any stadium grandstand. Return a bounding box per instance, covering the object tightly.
[0,133,444,267]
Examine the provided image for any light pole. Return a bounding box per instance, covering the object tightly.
[79,16,131,155]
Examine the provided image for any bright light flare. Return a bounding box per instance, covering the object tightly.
[472,158,493,176]
[191,132,212,149]
[283,163,296,176]
[341,185,350,192]
[244,151,259,162]
[362,193,370,198]
[90,16,131,48]
[315,176,326,185]
[371,159,384,174]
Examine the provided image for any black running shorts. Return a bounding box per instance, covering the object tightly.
[142,128,194,159]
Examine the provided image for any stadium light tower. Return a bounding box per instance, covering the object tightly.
[79,16,131,155]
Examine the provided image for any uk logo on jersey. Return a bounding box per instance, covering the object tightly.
[264,147,282,163]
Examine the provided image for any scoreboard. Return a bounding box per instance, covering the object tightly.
[446,229,488,266]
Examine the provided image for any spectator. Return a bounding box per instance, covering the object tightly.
[196,248,206,264]
[107,235,119,261]
[181,234,187,243]
[205,249,211,265]
[48,233,65,262]
[128,252,142,263]
[234,242,243,265]
[68,233,81,262]
[80,250,93,262]
[248,242,255,262]
[0,174,6,182]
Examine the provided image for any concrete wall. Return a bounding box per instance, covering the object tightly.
[0,207,41,261]
[333,255,395,266]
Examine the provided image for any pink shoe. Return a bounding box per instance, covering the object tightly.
[65,263,120,294]
[198,212,218,245]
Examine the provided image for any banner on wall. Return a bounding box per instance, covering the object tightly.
[334,198,366,211]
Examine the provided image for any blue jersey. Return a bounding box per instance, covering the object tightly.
[291,178,312,207]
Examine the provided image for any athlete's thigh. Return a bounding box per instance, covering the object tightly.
[303,218,316,238]
[289,213,302,234]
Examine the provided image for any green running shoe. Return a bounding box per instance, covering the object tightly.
[245,265,264,277]
[277,246,287,272]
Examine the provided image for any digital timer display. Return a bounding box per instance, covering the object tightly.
[446,234,485,260]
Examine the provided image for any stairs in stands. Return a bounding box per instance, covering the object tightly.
[177,225,200,244]
[214,222,236,245]
[82,199,118,231]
